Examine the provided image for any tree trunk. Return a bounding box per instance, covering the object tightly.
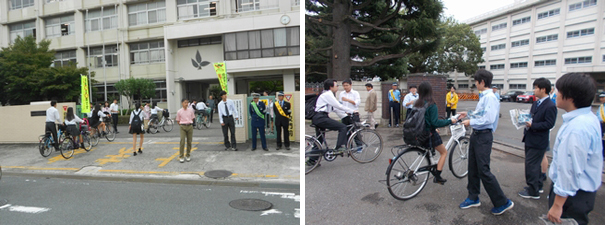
[331,0,351,81]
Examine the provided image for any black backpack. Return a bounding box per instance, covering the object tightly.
[305,94,319,120]
[403,103,431,146]
[132,110,142,128]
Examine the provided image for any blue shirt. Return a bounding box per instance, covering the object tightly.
[469,89,500,132]
[549,107,603,197]
[388,89,401,103]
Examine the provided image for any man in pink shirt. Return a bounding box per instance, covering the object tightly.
[176,99,195,163]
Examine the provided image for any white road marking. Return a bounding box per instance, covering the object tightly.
[262,153,298,157]
[239,191,300,202]
[294,208,300,218]
[0,204,50,214]
[260,209,282,216]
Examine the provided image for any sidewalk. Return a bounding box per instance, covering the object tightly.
[0,122,300,187]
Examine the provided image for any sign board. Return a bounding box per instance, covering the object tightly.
[233,99,244,128]
[81,76,91,113]
[213,62,228,95]
[286,95,295,141]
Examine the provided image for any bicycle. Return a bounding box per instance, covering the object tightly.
[148,109,174,134]
[77,124,93,152]
[39,124,70,158]
[90,122,116,145]
[384,116,470,200]
[305,113,384,174]
[195,109,211,129]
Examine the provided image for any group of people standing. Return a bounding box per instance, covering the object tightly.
[248,92,292,151]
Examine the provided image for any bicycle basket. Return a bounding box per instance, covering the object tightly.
[450,124,464,134]
[163,109,170,117]
[80,125,88,132]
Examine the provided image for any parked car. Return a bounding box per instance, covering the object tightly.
[501,90,525,102]
[517,91,537,103]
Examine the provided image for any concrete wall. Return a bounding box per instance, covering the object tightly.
[0,102,76,144]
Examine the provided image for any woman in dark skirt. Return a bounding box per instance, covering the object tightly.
[415,81,459,185]
[64,107,84,149]
[129,103,145,156]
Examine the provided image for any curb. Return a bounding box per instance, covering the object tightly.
[1,170,300,190]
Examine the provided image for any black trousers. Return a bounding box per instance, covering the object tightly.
[525,146,547,195]
[221,116,236,148]
[342,116,362,146]
[405,108,412,121]
[467,131,508,207]
[548,183,596,225]
[45,122,59,148]
[312,112,347,149]
[111,114,118,131]
[275,118,290,148]
[446,107,456,118]
[389,101,400,125]
[209,107,214,122]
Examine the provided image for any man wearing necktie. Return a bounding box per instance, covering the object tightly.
[218,91,239,151]
[519,78,557,200]
[249,93,267,151]
[273,92,291,150]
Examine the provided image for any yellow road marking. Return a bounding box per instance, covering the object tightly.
[97,141,223,145]
[47,147,97,164]
[155,147,199,168]
[3,166,79,171]
[98,169,175,174]
[95,147,132,165]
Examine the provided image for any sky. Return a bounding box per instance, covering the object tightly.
[441,0,516,22]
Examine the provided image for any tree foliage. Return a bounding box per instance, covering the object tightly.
[306,0,444,81]
[249,80,284,94]
[0,36,95,105]
[115,77,156,109]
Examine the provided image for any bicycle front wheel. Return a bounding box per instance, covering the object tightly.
[386,148,430,200]
[449,137,470,178]
[59,136,75,159]
[347,129,383,163]
[82,133,92,152]
[195,117,203,130]
[105,126,116,142]
[305,135,323,174]
[39,136,52,157]
[91,131,100,147]
[163,119,174,132]
[204,117,211,128]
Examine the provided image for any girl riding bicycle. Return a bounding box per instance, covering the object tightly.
[415,81,459,185]
[148,103,163,133]
[90,104,107,136]
[64,107,84,149]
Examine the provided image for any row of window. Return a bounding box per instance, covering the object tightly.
[487,29,592,52]
[564,56,592,64]
[128,1,167,26]
[536,34,558,43]
[491,44,506,51]
[509,84,527,90]
[537,9,560,19]
[569,0,597,11]
[510,62,528,68]
[511,39,529,47]
[456,83,526,90]
[9,0,34,10]
[481,56,597,70]
[512,17,531,26]
[492,23,507,31]
[177,0,218,20]
[178,36,222,48]
[566,28,594,38]
[224,27,300,60]
[474,28,487,36]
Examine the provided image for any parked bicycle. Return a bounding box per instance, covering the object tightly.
[148,109,174,134]
[305,113,383,174]
[195,109,211,129]
[384,115,470,200]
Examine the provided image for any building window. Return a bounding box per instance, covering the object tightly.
[130,41,165,64]
[564,56,592,64]
[46,0,66,3]
[474,28,487,36]
[535,59,556,66]
[567,28,594,38]
[537,8,560,19]
[235,0,281,12]
[481,47,486,52]
[478,65,486,69]
[45,15,75,38]
[490,64,505,70]
[510,84,526,90]
[87,46,119,68]
[491,23,507,31]
[458,84,469,89]
[536,34,558,43]
[510,62,528,68]
[491,44,506,51]
[512,17,531,26]
[224,26,300,60]
[511,39,529,47]
[85,8,118,32]
[494,84,504,89]
[53,50,77,68]
[177,0,217,20]
[153,80,168,103]
[9,0,34,10]
[570,0,597,11]
[178,36,221,48]
[128,1,166,26]
[9,21,36,44]
[603,55,605,62]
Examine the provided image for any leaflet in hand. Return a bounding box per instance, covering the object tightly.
[510,109,531,130]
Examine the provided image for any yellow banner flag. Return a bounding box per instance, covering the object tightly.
[213,62,228,95]
[81,75,90,113]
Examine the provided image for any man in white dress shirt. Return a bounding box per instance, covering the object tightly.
[402,86,419,121]
[109,99,119,133]
[338,78,362,146]
[312,79,357,153]
[45,100,62,149]
[218,91,239,151]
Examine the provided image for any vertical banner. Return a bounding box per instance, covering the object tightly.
[81,75,91,113]
[285,94,295,141]
[213,62,228,94]
[233,99,244,128]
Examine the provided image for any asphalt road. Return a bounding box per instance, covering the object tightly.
[305,122,605,225]
[0,175,299,225]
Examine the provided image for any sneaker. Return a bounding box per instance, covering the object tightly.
[179,157,185,163]
[539,189,544,194]
[491,199,514,215]
[518,189,539,199]
[263,148,268,151]
[396,124,399,128]
[186,156,191,162]
[459,198,481,209]
[232,148,238,151]
[286,147,291,150]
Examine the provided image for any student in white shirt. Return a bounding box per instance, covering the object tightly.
[338,78,361,125]
[218,91,240,151]
[109,99,120,133]
[312,79,357,153]
[65,107,85,149]
[148,102,164,133]
[45,100,62,149]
